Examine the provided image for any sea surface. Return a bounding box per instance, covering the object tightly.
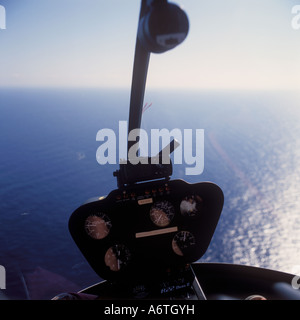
[1,88,300,299]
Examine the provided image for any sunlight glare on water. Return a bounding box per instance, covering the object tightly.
[200,91,300,274]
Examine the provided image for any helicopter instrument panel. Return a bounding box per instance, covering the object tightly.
[69,179,224,284]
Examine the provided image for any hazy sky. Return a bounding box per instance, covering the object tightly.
[0,0,300,90]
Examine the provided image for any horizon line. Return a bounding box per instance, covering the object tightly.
[0,85,299,93]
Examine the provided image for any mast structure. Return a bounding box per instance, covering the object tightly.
[114,0,189,187]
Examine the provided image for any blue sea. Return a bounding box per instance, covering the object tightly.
[1,88,300,299]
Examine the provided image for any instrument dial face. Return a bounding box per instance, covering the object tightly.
[172,231,196,256]
[85,213,112,240]
[150,200,175,227]
[104,244,131,272]
[180,195,203,216]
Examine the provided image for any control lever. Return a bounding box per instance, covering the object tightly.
[114,139,180,187]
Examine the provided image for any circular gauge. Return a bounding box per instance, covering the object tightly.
[85,213,112,240]
[150,200,175,227]
[180,195,203,216]
[104,244,131,272]
[172,231,196,256]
